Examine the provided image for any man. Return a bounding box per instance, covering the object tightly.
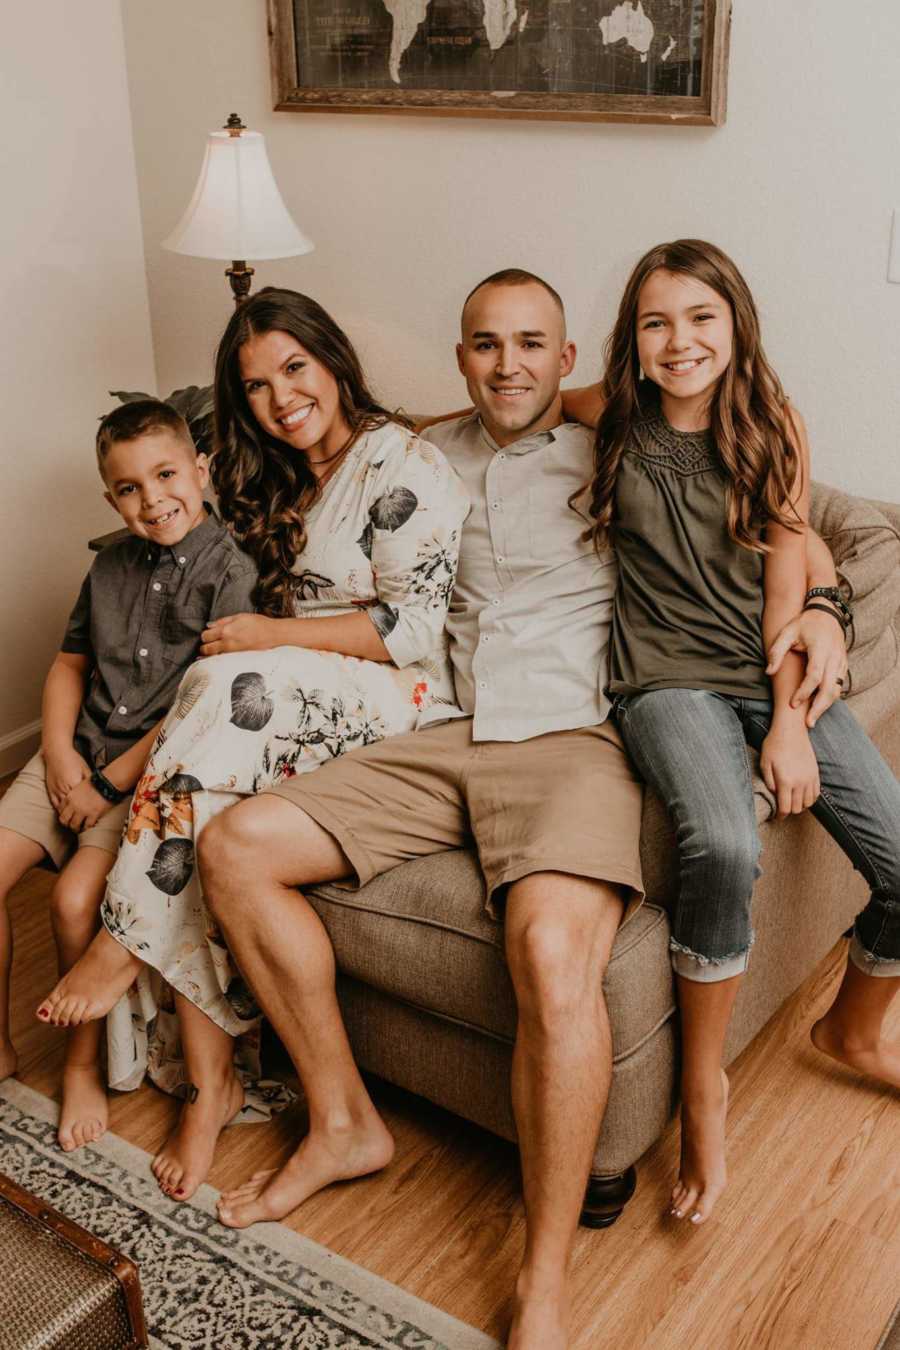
[199,270,846,1350]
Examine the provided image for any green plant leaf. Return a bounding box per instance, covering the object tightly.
[167,385,215,422]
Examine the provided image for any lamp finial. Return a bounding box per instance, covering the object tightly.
[224,113,246,137]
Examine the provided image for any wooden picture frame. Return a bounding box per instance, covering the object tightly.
[269,0,731,126]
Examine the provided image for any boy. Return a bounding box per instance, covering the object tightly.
[0,400,256,1151]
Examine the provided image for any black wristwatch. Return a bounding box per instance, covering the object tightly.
[90,767,127,804]
[804,586,852,630]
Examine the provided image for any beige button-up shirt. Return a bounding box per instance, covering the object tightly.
[419,414,617,742]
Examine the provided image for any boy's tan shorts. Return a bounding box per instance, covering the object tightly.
[0,752,130,870]
[268,717,644,918]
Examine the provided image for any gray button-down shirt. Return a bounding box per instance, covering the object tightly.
[419,415,617,742]
[62,508,258,768]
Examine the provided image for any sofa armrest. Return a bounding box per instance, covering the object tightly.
[810,481,900,696]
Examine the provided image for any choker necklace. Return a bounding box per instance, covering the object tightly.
[307,427,358,469]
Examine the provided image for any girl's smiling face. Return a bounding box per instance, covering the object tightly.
[636,269,734,430]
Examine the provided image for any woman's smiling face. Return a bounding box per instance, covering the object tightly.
[238,329,351,461]
[636,269,734,429]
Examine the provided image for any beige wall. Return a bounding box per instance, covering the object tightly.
[1,1,156,772]
[122,0,900,502]
[0,4,895,772]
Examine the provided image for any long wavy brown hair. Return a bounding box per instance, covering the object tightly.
[585,240,801,553]
[212,288,411,616]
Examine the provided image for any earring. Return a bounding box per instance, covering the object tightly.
[638,365,646,382]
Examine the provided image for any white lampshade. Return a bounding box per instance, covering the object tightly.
[161,129,314,261]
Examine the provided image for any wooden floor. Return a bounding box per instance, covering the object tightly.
[4,847,899,1349]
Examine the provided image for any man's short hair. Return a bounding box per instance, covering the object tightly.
[96,400,194,473]
[462,268,566,323]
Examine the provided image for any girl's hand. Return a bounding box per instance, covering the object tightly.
[200,614,278,657]
[759,721,820,818]
[44,749,91,812]
[58,778,111,832]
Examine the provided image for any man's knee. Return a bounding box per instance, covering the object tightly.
[507,910,608,1027]
[198,795,346,913]
[197,800,271,898]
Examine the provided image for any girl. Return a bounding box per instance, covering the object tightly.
[38,288,469,1200]
[581,240,900,1224]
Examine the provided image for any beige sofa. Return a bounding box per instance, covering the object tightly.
[306,483,900,1225]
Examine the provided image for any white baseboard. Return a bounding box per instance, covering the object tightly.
[0,719,41,779]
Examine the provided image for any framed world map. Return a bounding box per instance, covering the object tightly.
[268,0,731,124]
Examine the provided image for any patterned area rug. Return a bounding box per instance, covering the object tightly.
[0,1079,499,1350]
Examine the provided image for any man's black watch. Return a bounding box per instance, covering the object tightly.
[90,767,127,804]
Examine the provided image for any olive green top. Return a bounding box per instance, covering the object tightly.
[608,392,770,699]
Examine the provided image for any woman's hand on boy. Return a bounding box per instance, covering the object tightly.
[45,749,91,812]
[57,778,112,833]
[766,609,848,728]
[200,614,277,657]
[759,719,821,818]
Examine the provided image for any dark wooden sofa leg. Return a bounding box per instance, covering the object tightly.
[579,1165,637,1228]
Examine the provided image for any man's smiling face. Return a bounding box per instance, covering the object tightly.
[456,282,576,447]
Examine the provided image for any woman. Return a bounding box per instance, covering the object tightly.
[39,288,469,1198]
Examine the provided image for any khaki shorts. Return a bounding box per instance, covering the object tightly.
[269,717,644,917]
[0,752,130,870]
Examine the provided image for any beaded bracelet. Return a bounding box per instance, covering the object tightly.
[804,586,852,627]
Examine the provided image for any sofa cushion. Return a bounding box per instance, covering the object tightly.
[810,482,900,696]
[309,851,674,1059]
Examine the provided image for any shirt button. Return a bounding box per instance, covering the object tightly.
[498,453,506,461]
[139,648,148,657]
[118,705,128,715]
[491,502,500,510]
[152,582,162,592]
[491,598,500,607]
[478,681,487,689]
[496,554,504,563]
[482,635,490,643]
[178,556,186,565]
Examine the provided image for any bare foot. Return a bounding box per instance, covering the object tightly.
[0,1040,18,1081]
[670,1068,729,1225]
[811,1015,900,1090]
[153,1072,245,1201]
[217,1113,395,1228]
[508,1281,569,1350]
[36,929,140,1027]
[58,1063,108,1152]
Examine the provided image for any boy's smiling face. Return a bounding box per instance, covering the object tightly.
[102,431,209,546]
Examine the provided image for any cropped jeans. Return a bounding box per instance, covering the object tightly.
[614,689,900,983]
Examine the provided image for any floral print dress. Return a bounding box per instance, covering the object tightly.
[102,422,469,1114]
